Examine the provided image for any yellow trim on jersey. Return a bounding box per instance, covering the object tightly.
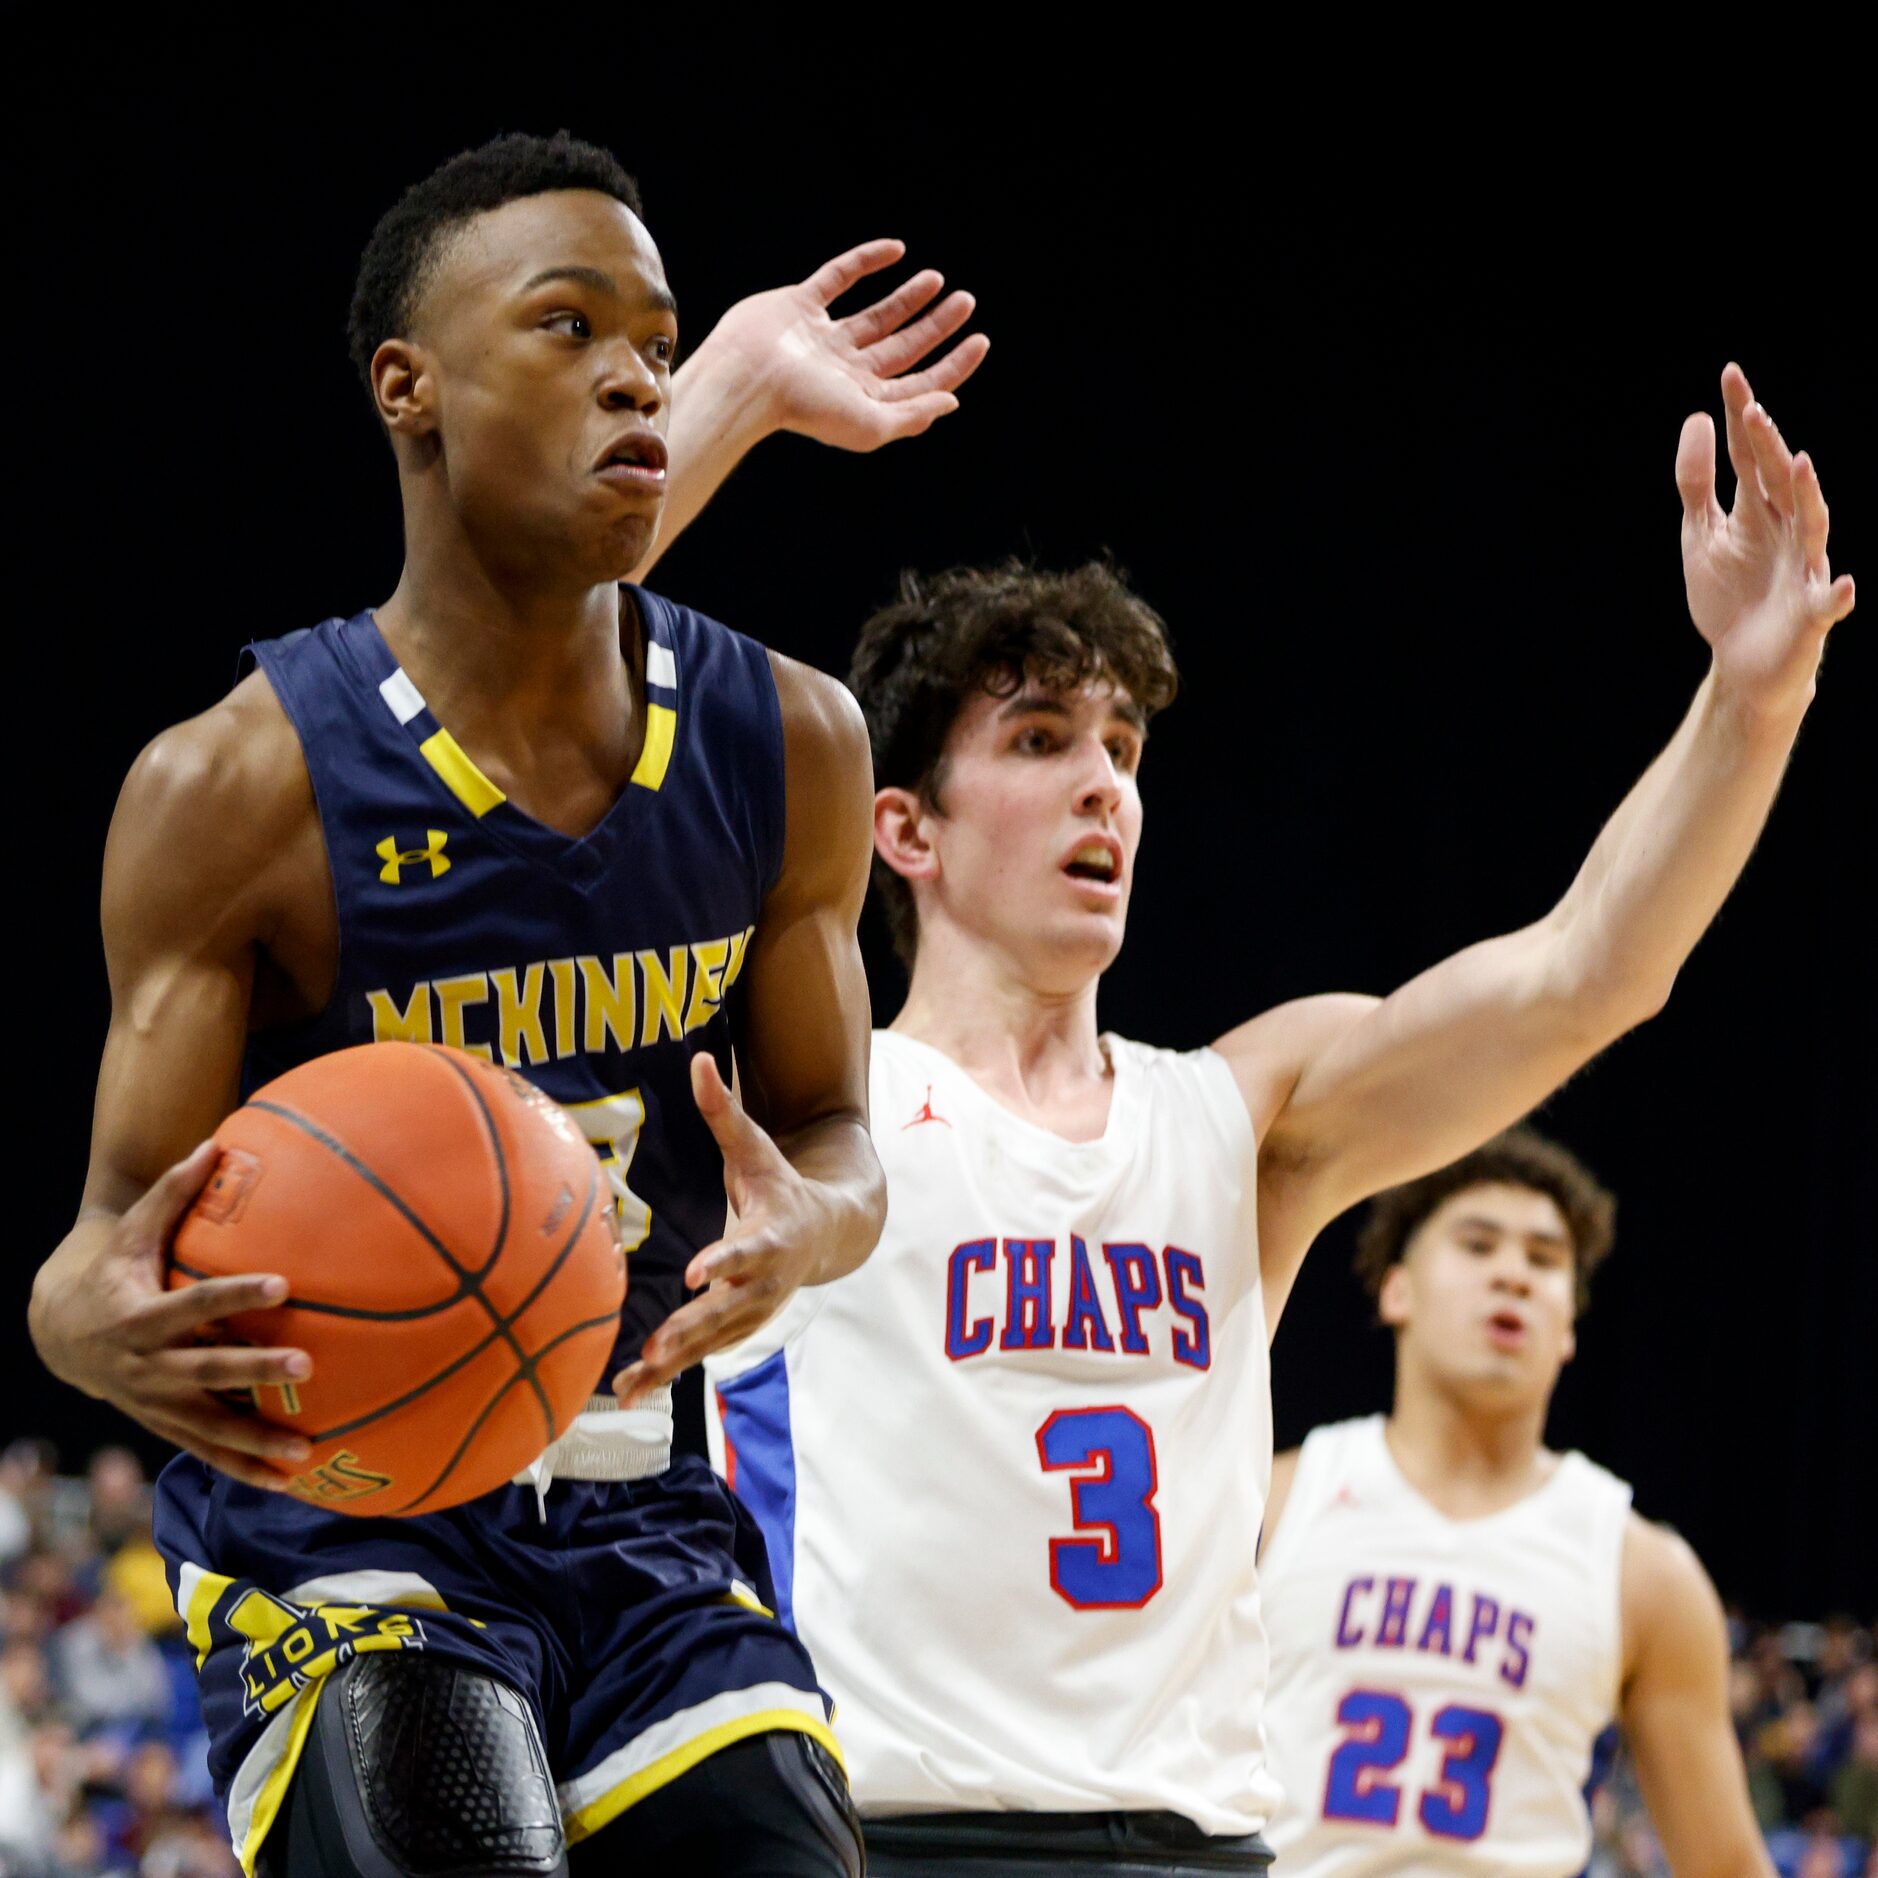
[182,1567,237,1669]
[237,1680,325,1875]
[630,702,677,791]
[562,1712,843,1846]
[417,728,506,817]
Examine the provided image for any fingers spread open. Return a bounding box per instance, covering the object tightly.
[126,1140,221,1239]
[687,1229,778,1291]
[802,239,905,308]
[1719,364,1758,505]
[149,1417,297,1492]
[158,1343,313,1393]
[634,1286,781,1386]
[841,269,946,349]
[1675,412,1720,532]
[690,1053,783,1177]
[1821,571,1857,629]
[140,1391,310,1465]
[127,1272,291,1350]
[1745,403,1795,519]
[861,394,962,444]
[1792,453,1831,579]
[863,291,977,377]
[875,333,991,403]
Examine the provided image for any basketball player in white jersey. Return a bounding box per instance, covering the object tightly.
[1260,1127,1771,1877]
[695,366,1854,1875]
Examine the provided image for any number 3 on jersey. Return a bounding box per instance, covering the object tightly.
[562,1088,653,1252]
[1036,1406,1163,1609]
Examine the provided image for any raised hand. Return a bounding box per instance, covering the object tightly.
[612,1054,825,1406]
[702,238,989,452]
[33,1144,314,1490]
[1676,363,1856,717]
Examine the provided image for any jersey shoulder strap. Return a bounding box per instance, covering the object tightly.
[1104,1034,1259,1183]
[1260,1415,1379,1580]
[1555,1449,1635,1711]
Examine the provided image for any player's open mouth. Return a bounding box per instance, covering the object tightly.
[594,430,669,491]
[1486,1311,1528,1349]
[1060,836,1123,891]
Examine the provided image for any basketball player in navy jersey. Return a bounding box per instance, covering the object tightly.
[27,131,984,1876]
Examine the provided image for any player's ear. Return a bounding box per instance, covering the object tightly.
[372,338,439,443]
[1377,1262,1412,1330]
[874,786,938,883]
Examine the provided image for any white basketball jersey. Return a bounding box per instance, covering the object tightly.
[705,1029,1281,1833]
[1260,1415,1632,1877]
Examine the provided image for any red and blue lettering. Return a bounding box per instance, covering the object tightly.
[1501,1611,1533,1689]
[1165,1246,1211,1370]
[1000,1239,1056,1350]
[1102,1243,1162,1353]
[1375,1576,1417,1648]
[1461,1594,1500,1665]
[944,1239,997,1359]
[1036,1406,1163,1609]
[1324,1690,1505,1843]
[1416,1583,1454,1655]
[1061,1235,1115,1351]
[941,1236,1213,1365]
[1336,1577,1373,1647]
[1330,1573,1536,1687]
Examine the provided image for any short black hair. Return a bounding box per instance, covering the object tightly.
[347,130,644,399]
[849,559,1180,968]
[1354,1125,1618,1315]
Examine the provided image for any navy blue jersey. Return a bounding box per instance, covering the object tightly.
[244,587,784,1376]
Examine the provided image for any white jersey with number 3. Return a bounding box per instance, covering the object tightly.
[704,1029,1282,1832]
[1260,1415,1633,1876]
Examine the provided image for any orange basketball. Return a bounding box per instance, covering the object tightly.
[167,1042,625,1517]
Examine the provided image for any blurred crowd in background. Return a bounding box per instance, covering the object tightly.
[2,1436,1872,1877]
[1592,1610,1878,1878]
[1,1441,233,1877]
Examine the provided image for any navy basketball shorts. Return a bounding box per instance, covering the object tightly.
[154,1451,839,1874]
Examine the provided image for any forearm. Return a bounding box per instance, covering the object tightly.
[629,336,775,582]
[29,1213,122,1385]
[772,1111,886,1285]
[1549,663,1811,1018]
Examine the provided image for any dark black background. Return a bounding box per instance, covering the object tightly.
[14,45,1872,1613]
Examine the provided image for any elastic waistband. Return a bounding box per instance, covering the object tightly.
[862,1811,1272,1869]
[513,1388,674,1491]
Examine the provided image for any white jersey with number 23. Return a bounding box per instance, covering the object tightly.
[704,1028,1282,1834]
[1261,1415,1633,1876]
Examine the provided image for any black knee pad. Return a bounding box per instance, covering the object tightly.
[268,1653,567,1877]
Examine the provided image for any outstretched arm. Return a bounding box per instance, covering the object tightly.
[631,239,988,580]
[1229,366,1855,1311]
[1620,1518,1774,1878]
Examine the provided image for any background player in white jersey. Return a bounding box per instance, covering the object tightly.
[1260,1127,1771,1877]
[702,369,1854,1875]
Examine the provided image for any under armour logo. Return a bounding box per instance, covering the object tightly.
[903,1085,951,1129]
[376,831,451,884]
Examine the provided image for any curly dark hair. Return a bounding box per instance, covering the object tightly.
[848,559,1181,967]
[346,130,643,402]
[1354,1126,1617,1315]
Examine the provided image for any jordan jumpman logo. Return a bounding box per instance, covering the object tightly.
[903,1084,951,1129]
